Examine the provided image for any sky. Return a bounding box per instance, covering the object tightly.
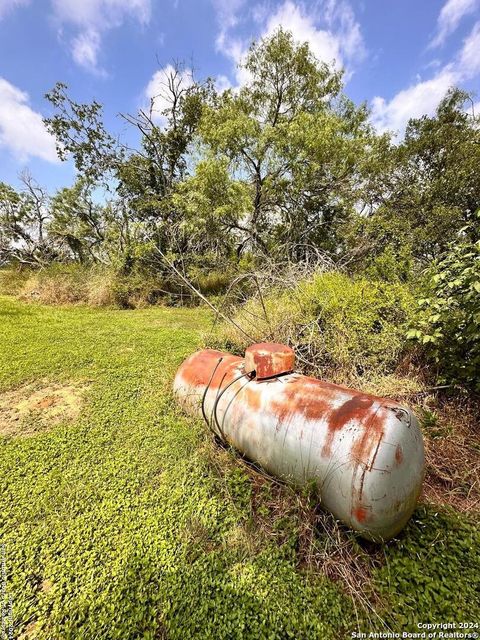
[0,0,479,192]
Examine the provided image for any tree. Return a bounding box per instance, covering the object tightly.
[194,28,374,259]
[172,157,250,256]
[44,65,215,268]
[117,64,215,262]
[49,179,108,264]
[0,172,56,267]
[352,88,480,275]
[44,83,121,184]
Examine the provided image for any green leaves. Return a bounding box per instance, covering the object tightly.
[44,82,121,183]
[197,28,372,258]
[408,212,480,390]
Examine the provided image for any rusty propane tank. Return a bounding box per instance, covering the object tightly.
[173,343,424,541]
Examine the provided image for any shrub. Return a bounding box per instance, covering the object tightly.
[0,267,31,295]
[18,264,170,309]
[363,244,415,284]
[215,270,416,380]
[189,268,234,296]
[20,263,90,304]
[407,214,480,392]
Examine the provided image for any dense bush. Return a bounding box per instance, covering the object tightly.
[408,214,480,391]
[216,271,416,379]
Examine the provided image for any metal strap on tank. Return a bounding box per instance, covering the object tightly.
[212,371,251,438]
[200,355,253,437]
[201,356,224,427]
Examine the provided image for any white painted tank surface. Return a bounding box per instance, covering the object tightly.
[174,345,425,541]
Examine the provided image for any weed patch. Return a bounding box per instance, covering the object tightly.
[0,297,478,638]
[215,271,417,380]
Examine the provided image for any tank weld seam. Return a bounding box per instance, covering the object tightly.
[349,404,383,521]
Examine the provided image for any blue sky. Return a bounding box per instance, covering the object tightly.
[1,0,479,192]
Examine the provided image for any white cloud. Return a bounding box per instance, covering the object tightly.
[145,64,194,125]
[0,77,59,163]
[215,74,232,93]
[71,30,103,74]
[370,67,458,135]
[371,20,480,135]
[215,34,252,86]
[51,0,151,72]
[212,0,247,31]
[0,0,29,20]
[430,0,479,48]
[263,1,342,69]
[458,19,480,75]
[214,0,365,87]
[51,0,151,28]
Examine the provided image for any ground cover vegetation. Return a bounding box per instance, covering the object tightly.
[0,27,479,638]
[0,298,478,639]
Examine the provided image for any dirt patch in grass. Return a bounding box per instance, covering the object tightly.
[0,381,88,438]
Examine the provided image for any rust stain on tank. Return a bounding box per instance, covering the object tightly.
[395,444,404,465]
[322,396,376,457]
[351,408,386,466]
[243,385,262,412]
[270,381,333,423]
[269,378,389,461]
[358,466,368,500]
[352,506,371,523]
[328,396,375,430]
[178,350,241,387]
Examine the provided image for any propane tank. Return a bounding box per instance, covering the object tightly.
[173,343,425,541]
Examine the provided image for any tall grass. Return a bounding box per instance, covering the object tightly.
[215,270,418,383]
[0,264,179,308]
[0,262,237,309]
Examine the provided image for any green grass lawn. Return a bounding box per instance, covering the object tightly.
[0,297,478,639]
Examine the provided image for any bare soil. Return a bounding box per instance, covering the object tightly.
[0,381,88,437]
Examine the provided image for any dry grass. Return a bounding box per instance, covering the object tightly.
[0,268,30,295]
[16,266,168,309]
[0,380,89,437]
[20,271,89,305]
[420,396,480,513]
